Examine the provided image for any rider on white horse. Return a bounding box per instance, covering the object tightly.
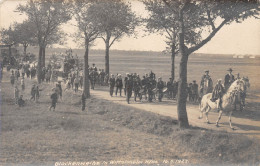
[210,79,225,109]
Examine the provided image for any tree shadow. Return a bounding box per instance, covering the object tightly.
[221,122,260,131]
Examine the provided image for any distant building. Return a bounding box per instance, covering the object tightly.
[249,55,256,59]
[238,55,245,59]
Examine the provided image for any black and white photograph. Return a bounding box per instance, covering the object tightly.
[0,0,260,165]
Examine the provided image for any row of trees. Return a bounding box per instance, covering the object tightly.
[1,0,259,128]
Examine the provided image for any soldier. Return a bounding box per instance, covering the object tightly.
[109,74,116,97]
[200,70,213,97]
[157,77,164,102]
[211,79,225,109]
[191,80,199,102]
[115,74,123,96]
[146,77,154,102]
[100,69,106,86]
[74,76,79,93]
[35,85,40,102]
[125,74,133,104]
[224,68,235,91]
[133,75,142,102]
[141,75,148,100]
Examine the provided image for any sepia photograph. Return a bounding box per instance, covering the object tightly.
[0,0,260,165]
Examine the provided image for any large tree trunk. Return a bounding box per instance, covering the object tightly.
[105,40,110,75]
[171,44,176,82]
[37,46,43,83]
[177,6,189,128]
[42,47,45,67]
[83,42,90,98]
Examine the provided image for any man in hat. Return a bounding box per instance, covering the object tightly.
[10,70,15,86]
[125,74,133,104]
[115,74,123,96]
[18,95,25,107]
[57,81,62,100]
[224,68,235,91]
[157,77,164,102]
[200,70,213,96]
[211,79,225,109]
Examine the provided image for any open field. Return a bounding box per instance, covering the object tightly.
[1,47,260,165]
[1,69,260,165]
[21,47,260,95]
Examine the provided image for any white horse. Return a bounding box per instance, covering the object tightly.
[199,79,246,129]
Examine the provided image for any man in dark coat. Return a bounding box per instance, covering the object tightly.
[125,75,133,104]
[109,74,116,97]
[157,77,164,102]
[115,75,123,96]
[49,89,58,111]
[211,79,225,109]
[133,75,142,102]
[224,68,235,91]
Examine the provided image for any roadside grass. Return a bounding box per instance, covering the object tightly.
[1,70,259,165]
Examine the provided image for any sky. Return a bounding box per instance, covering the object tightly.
[0,0,260,55]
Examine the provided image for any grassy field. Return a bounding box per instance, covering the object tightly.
[1,63,260,165]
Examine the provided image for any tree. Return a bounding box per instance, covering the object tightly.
[90,0,139,75]
[143,0,201,81]
[73,0,99,98]
[0,26,18,58]
[17,0,72,83]
[13,20,36,55]
[161,0,259,128]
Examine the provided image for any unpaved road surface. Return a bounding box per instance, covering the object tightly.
[91,88,260,141]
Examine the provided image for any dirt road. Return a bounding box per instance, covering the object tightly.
[91,88,260,140]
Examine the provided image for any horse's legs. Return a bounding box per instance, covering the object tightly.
[229,111,234,130]
[198,104,205,119]
[205,107,211,124]
[216,110,223,127]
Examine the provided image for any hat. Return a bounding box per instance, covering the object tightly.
[92,63,95,65]
[217,79,222,82]
[227,68,233,72]
[169,78,172,79]
[205,70,209,72]
[193,80,196,82]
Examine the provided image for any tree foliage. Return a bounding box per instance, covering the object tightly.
[89,0,139,74]
[160,0,259,128]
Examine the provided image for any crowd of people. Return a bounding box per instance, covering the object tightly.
[107,68,242,105]
[8,54,243,111]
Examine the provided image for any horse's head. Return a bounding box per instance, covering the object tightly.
[228,79,246,93]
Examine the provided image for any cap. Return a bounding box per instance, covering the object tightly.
[205,70,209,72]
[227,68,233,72]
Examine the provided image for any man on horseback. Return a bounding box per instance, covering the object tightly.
[200,70,213,97]
[224,68,235,91]
[211,79,225,109]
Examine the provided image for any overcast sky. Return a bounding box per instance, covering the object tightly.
[0,0,260,55]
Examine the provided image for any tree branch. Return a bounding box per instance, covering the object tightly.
[187,19,228,55]
[207,10,216,31]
